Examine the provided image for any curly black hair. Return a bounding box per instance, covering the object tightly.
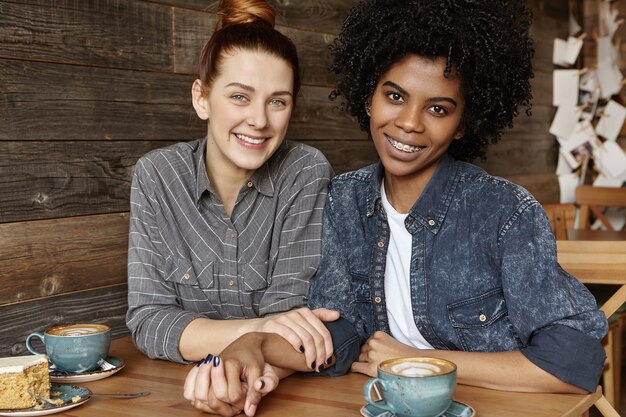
[329,0,534,162]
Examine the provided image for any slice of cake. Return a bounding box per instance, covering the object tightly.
[0,354,50,409]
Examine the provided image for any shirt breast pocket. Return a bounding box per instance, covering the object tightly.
[166,258,215,312]
[447,288,522,352]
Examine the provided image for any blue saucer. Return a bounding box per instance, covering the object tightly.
[360,400,475,417]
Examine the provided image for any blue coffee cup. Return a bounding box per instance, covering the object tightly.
[26,323,111,374]
[364,357,457,417]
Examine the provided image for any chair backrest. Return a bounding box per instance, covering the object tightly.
[557,239,626,317]
[542,204,577,240]
[575,186,626,230]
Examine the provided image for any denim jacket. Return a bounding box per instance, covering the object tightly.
[309,155,607,392]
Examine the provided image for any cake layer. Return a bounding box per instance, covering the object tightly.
[0,354,50,409]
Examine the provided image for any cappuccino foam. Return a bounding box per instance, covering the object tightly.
[390,362,441,377]
[47,323,109,337]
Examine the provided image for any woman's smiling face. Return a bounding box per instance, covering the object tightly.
[194,49,294,177]
[369,54,465,187]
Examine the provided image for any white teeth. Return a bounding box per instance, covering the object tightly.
[387,136,423,153]
[236,133,266,145]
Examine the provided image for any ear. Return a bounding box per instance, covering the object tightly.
[365,97,372,116]
[453,127,465,141]
[192,79,210,121]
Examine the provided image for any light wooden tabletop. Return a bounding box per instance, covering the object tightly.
[50,336,602,417]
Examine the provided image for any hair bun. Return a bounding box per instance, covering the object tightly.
[216,0,275,30]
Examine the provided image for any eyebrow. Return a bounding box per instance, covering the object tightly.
[382,81,458,106]
[225,82,292,96]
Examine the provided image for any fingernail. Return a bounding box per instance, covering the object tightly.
[196,360,203,367]
[213,356,220,366]
[247,404,257,416]
[204,354,213,364]
[260,379,266,390]
[326,357,332,365]
[299,345,305,353]
[311,361,316,369]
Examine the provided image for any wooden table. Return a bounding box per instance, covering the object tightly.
[567,229,626,241]
[52,336,604,417]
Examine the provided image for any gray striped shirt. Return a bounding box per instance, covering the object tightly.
[126,138,333,362]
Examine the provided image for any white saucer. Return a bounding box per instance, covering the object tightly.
[49,356,125,383]
[0,384,91,416]
[360,400,475,417]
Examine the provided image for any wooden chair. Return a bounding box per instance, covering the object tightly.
[575,185,626,230]
[557,240,626,416]
[542,204,577,240]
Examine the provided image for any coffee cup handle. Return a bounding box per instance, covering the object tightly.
[25,333,46,355]
[364,378,391,411]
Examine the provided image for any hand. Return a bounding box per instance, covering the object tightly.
[351,331,417,376]
[258,307,339,372]
[184,354,246,416]
[184,334,280,416]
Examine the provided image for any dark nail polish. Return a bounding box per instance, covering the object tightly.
[311,361,316,369]
[213,356,220,366]
[299,345,305,353]
[326,357,332,365]
[204,354,213,364]
[196,360,203,367]
[260,380,266,390]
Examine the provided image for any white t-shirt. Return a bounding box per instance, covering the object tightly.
[380,183,433,350]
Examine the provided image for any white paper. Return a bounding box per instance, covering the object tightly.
[606,208,626,230]
[595,100,626,141]
[593,140,626,178]
[565,36,584,65]
[578,87,600,121]
[558,172,580,203]
[597,36,616,66]
[553,38,569,66]
[553,70,580,107]
[559,148,581,170]
[594,173,625,187]
[569,12,582,36]
[549,105,582,139]
[556,152,573,175]
[597,63,623,98]
[558,120,598,169]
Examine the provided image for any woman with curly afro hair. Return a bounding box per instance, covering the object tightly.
[183,1,608,415]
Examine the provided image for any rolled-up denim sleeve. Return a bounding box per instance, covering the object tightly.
[499,201,608,392]
[308,185,366,375]
[520,324,605,392]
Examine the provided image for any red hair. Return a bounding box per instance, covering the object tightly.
[198,0,300,100]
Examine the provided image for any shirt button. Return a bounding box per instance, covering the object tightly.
[228,279,235,286]
[377,241,385,248]
[182,273,190,280]
[374,296,382,304]
[247,181,253,188]
[428,219,436,226]
[231,231,237,238]
[479,314,487,322]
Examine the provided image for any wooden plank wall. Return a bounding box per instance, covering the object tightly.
[0,0,568,356]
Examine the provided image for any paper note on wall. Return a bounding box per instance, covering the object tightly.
[593,141,626,178]
[549,105,582,139]
[595,100,626,141]
[553,70,580,107]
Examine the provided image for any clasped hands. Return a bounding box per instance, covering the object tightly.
[184,307,339,416]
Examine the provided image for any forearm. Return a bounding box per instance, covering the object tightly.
[418,349,586,394]
[179,317,267,362]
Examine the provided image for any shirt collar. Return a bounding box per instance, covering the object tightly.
[365,154,460,234]
[194,137,277,204]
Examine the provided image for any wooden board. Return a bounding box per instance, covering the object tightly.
[0,213,129,305]
[0,284,129,357]
[0,141,176,222]
[0,0,342,86]
[0,60,363,141]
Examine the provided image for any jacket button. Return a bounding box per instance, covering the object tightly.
[428,219,436,226]
[479,314,487,322]
[377,241,385,248]
[247,181,253,188]
[374,296,382,304]
[228,279,236,286]
[182,273,190,280]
